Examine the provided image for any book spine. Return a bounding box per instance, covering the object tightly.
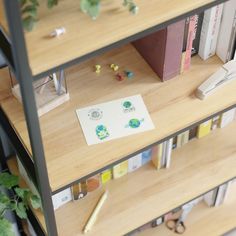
[165,138,173,168]
[197,119,212,138]
[101,169,112,185]
[141,148,152,165]
[184,15,197,71]
[151,144,163,169]
[199,5,223,60]
[113,161,128,179]
[191,13,204,56]
[161,141,167,167]
[219,108,236,128]
[216,0,236,62]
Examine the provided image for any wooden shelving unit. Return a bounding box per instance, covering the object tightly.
[2,44,236,192]
[0,0,235,235]
[139,182,236,236]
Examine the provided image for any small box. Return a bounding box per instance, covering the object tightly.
[128,154,142,173]
[101,169,112,185]
[141,149,152,165]
[197,119,212,138]
[113,161,128,179]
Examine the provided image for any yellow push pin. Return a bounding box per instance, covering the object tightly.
[95,65,101,74]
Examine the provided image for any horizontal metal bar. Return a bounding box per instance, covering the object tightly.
[126,175,236,235]
[0,108,37,187]
[52,103,236,194]
[34,0,228,80]
[0,28,15,73]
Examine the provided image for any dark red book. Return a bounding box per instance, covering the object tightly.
[133,20,185,81]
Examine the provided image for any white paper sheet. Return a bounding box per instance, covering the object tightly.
[76,95,155,145]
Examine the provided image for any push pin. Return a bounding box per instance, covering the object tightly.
[125,71,134,79]
[95,65,101,74]
[116,73,124,81]
[50,27,66,37]
[110,64,119,71]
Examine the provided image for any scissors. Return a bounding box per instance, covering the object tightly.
[166,219,186,234]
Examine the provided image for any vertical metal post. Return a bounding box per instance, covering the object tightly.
[3,1,58,235]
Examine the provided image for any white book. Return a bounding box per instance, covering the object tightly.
[128,153,142,172]
[219,108,236,128]
[216,0,236,62]
[165,138,173,168]
[214,183,231,206]
[199,4,223,60]
[204,189,218,207]
[161,141,167,167]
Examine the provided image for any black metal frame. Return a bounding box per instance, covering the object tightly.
[3,1,57,235]
[0,0,234,235]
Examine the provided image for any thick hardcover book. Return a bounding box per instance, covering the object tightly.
[101,169,112,185]
[204,188,218,207]
[198,4,223,60]
[133,20,185,81]
[165,138,173,168]
[141,148,152,165]
[216,0,236,62]
[184,15,197,70]
[192,13,204,56]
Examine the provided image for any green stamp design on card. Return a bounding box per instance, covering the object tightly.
[96,125,109,140]
[122,100,135,113]
[125,118,144,128]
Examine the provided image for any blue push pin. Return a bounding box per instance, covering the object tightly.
[125,70,134,79]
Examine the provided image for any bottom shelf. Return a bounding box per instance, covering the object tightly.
[139,181,236,236]
[55,121,236,236]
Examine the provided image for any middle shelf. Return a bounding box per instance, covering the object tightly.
[54,121,236,236]
[1,44,236,192]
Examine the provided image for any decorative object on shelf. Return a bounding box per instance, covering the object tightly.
[196,60,236,100]
[76,95,154,145]
[0,172,41,236]
[95,64,101,74]
[116,73,124,81]
[20,0,138,31]
[10,70,70,117]
[83,190,108,234]
[125,70,134,79]
[110,64,119,72]
[50,27,66,37]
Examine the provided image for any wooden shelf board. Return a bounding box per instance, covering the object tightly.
[54,122,236,236]
[139,181,236,236]
[7,158,47,235]
[25,0,219,76]
[1,44,236,192]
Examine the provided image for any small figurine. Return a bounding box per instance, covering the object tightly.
[50,27,66,37]
[110,64,119,71]
[95,65,101,74]
[125,70,134,79]
[116,73,124,81]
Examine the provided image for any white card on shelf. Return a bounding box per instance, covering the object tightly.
[76,95,155,145]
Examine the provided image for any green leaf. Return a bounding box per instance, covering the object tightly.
[19,0,27,7]
[21,5,37,18]
[15,202,27,219]
[22,15,36,31]
[0,173,19,189]
[47,0,58,9]
[80,0,90,13]
[14,187,30,207]
[0,218,14,236]
[29,0,39,6]
[30,195,41,209]
[87,3,100,20]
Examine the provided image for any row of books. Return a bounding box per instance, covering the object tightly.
[127,178,236,235]
[151,107,236,170]
[133,0,236,81]
[15,107,236,210]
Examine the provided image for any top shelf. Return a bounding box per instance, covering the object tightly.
[24,0,225,77]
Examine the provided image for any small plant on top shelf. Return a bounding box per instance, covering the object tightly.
[0,172,41,236]
[19,0,138,31]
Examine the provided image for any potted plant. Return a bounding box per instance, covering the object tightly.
[20,0,138,31]
[0,172,41,236]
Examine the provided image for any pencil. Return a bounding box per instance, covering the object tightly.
[83,190,108,234]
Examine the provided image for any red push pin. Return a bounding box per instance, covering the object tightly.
[116,73,124,81]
